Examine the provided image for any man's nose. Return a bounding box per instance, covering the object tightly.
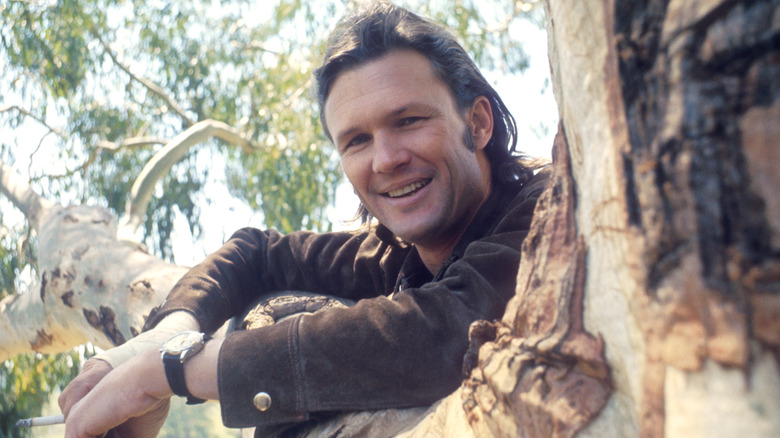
[372,132,411,174]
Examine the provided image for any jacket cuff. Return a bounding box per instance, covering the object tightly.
[218,315,309,428]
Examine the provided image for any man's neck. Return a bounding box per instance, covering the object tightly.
[417,243,457,275]
[417,178,495,273]
[416,195,491,274]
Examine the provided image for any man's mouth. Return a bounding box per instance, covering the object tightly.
[385,179,431,198]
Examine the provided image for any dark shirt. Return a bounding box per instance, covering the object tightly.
[145,171,547,430]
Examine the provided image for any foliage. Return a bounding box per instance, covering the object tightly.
[158,399,240,438]
[0,221,33,298]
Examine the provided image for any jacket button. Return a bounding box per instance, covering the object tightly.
[253,392,272,412]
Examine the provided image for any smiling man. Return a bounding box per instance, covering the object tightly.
[327,49,495,273]
[59,2,549,437]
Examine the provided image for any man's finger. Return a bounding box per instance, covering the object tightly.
[111,398,170,438]
[58,358,113,418]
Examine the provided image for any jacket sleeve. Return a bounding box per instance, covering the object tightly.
[214,183,543,429]
[144,228,402,335]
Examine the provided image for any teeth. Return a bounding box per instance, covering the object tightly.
[387,181,427,198]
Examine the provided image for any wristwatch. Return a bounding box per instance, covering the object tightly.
[160,330,208,405]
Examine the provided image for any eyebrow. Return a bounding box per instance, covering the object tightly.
[334,126,359,146]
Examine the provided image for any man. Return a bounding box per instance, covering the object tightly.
[59,2,548,437]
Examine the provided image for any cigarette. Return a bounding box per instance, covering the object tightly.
[16,414,65,427]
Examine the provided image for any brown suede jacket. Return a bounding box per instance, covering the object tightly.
[145,171,547,433]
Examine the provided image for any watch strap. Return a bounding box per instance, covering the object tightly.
[162,353,206,405]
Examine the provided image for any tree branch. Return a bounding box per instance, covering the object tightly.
[239,40,282,55]
[0,202,188,360]
[30,148,100,183]
[0,283,61,359]
[117,119,257,240]
[0,159,57,231]
[31,137,170,183]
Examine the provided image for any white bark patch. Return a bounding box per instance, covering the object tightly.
[665,345,780,437]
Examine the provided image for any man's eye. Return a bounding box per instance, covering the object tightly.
[345,134,370,148]
[400,117,424,127]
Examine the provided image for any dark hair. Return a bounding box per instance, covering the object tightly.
[314,2,535,222]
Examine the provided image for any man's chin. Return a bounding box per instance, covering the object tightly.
[385,221,438,245]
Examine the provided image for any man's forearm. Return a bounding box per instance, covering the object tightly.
[184,337,222,401]
[95,311,200,368]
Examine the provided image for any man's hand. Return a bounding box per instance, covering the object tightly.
[62,336,220,438]
[63,348,172,438]
[107,398,171,438]
[58,358,113,418]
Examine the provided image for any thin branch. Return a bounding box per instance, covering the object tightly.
[28,137,169,183]
[89,27,196,127]
[96,136,169,151]
[28,129,53,177]
[30,148,99,183]
[0,106,92,183]
[283,77,313,108]
[0,105,66,140]
[236,40,282,56]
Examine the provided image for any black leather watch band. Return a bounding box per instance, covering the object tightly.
[162,353,206,405]
[160,331,208,405]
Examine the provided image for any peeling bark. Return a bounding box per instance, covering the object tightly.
[30,329,53,350]
[457,127,611,438]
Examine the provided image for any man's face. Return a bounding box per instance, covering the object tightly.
[324,49,493,253]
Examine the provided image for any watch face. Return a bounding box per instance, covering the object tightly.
[163,331,204,354]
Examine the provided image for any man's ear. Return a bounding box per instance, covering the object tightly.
[469,96,494,151]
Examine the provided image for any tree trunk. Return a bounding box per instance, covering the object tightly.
[282,1,780,436]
